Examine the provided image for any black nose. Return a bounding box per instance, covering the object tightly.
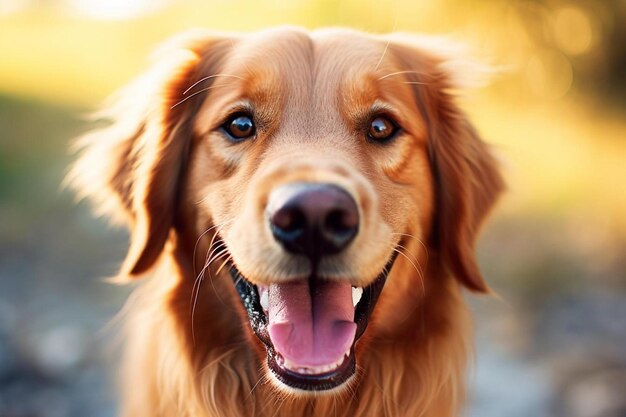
[267,183,359,259]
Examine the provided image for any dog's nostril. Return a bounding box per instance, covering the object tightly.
[325,209,357,235]
[270,206,308,251]
[267,183,359,258]
[272,206,306,234]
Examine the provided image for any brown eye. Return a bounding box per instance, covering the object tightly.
[223,114,255,141]
[368,116,398,142]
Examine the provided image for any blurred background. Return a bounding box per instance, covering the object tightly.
[1,0,625,416]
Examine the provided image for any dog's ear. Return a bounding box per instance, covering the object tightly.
[68,31,232,278]
[388,36,505,292]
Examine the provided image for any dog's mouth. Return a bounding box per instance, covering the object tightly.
[229,253,397,392]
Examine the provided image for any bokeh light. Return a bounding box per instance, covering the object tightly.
[525,49,573,99]
[64,0,170,20]
[553,5,595,56]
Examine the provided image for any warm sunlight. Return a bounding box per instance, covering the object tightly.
[65,0,170,20]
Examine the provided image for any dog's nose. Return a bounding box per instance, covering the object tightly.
[267,183,359,258]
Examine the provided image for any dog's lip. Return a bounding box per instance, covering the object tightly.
[266,345,356,391]
[229,252,398,391]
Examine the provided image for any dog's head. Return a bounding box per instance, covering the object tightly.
[70,27,503,393]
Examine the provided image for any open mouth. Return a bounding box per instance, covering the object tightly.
[229,253,398,391]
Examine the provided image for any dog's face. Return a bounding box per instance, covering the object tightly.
[188,29,434,390]
[71,27,503,394]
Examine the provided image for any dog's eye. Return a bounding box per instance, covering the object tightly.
[223,114,256,141]
[368,116,398,142]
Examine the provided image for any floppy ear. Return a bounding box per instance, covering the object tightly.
[68,31,231,278]
[388,37,505,292]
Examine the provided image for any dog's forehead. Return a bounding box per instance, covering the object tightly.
[225,27,387,87]
[223,29,404,131]
[225,28,314,95]
[310,29,388,89]
[229,32,372,85]
[195,28,419,142]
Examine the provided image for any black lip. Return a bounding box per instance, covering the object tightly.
[266,345,356,391]
[229,252,398,391]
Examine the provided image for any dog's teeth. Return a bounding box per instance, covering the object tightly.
[259,289,269,312]
[352,287,363,306]
[332,355,345,370]
[276,355,285,366]
[281,354,348,375]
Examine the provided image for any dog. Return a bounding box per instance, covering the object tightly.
[69,26,503,417]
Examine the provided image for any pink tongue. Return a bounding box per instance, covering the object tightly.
[267,281,356,367]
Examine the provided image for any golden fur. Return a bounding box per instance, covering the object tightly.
[69,27,504,417]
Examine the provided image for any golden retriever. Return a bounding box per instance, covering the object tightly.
[69,27,503,417]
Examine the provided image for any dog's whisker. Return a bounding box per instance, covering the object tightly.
[215,255,233,277]
[191,238,225,301]
[392,247,425,296]
[401,80,428,85]
[398,249,425,298]
[200,236,226,272]
[396,242,424,274]
[170,83,233,109]
[391,232,429,262]
[193,227,214,279]
[205,230,226,259]
[206,247,229,270]
[205,249,231,307]
[373,12,399,73]
[205,242,227,266]
[391,232,417,238]
[190,242,228,344]
[374,38,391,72]
[377,69,429,81]
[190,262,213,344]
[193,220,233,278]
[183,73,244,95]
[396,246,425,293]
[191,253,230,344]
[191,252,213,315]
[190,284,202,344]
[246,375,264,401]
[200,248,229,289]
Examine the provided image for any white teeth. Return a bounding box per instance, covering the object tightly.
[352,287,363,307]
[260,289,269,312]
[279,353,349,375]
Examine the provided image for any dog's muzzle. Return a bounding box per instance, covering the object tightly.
[227,182,398,391]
